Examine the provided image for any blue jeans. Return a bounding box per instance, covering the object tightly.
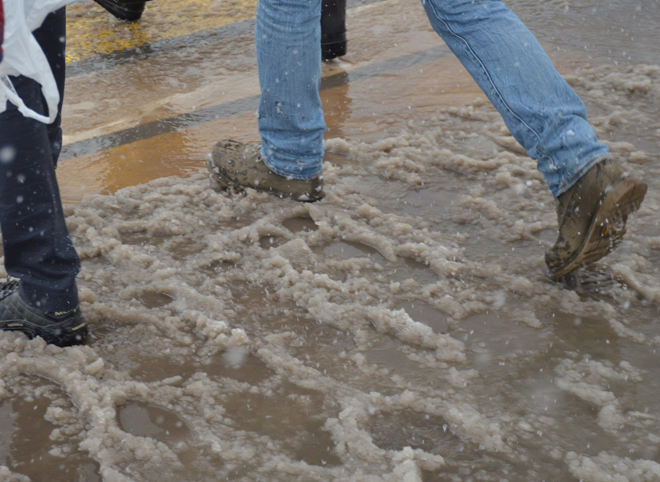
[255,0,610,196]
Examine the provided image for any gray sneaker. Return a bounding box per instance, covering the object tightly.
[207,140,324,202]
[0,279,88,347]
[546,159,647,280]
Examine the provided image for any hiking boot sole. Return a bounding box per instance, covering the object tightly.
[550,176,647,280]
[0,317,88,347]
[207,154,322,202]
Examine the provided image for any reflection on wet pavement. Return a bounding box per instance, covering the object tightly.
[367,410,455,453]
[322,241,385,265]
[138,291,175,309]
[282,216,319,233]
[223,384,342,466]
[118,402,190,441]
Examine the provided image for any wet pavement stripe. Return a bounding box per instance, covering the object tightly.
[66,16,257,78]
[66,0,258,63]
[66,0,384,72]
[60,44,451,162]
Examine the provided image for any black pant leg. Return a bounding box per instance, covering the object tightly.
[33,7,67,165]
[321,0,347,60]
[0,8,80,313]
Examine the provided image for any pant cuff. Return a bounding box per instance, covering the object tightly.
[552,154,610,198]
[19,281,79,314]
[261,146,323,181]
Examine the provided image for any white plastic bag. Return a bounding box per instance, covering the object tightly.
[0,0,77,124]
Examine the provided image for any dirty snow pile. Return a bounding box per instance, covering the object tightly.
[1,62,660,481]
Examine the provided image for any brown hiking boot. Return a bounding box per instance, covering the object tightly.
[546,158,647,280]
[207,140,323,202]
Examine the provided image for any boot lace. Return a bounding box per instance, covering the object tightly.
[0,276,20,298]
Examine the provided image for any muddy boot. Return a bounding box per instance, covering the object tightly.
[321,0,347,60]
[546,158,647,280]
[0,279,88,347]
[93,0,150,21]
[207,140,324,202]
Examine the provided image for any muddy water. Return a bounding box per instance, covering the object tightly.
[1,0,660,481]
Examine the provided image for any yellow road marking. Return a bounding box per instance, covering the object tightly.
[67,0,258,63]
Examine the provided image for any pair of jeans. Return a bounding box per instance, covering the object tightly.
[255,0,610,196]
[0,8,80,313]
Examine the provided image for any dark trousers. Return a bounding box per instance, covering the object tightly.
[0,8,80,313]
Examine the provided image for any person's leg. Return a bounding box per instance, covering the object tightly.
[0,8,81,313]
[321,0,347,61]
[421,0,608,198]
[420,0,646,279]
[0,2,4,64]
[36,8,67,169]
[207,0,325,201]
[255,0,325,180]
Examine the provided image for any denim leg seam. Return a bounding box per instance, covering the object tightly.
[425,2,559,172]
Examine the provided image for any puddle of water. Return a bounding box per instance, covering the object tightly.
[289,321,356,356]
[127,354,197,383]
[118,402,190,442]
[200,350,275,385]
[0,402,14,463]
[118,345,275,385]
[139,291,175,309]
[282,216,319,233]
[511,0,660,66]
[223,384,342,466]
[462,234,548,265]
[362,335,424,374]
[401,187,457,211]
[367,410,456,453]
[322,240,386,265]
[549,310,623,362]
[0,396,101,482]
[376,183,462,222]
[294,429,342,467]
[457,310,547,368]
